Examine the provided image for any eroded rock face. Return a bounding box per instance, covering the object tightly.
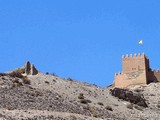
[110,88,148,107]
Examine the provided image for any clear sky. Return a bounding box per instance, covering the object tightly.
[0,0,160,87]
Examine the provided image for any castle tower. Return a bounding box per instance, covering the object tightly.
[122,53,150,74]
[114,53,150,88]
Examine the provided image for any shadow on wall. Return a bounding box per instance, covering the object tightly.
[147,71,160,84]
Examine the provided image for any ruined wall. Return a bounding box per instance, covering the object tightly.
[147,70,160,83]
[25,61,38,75]
[31,64,38,75]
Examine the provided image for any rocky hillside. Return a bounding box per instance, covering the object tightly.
[0,63,160,120]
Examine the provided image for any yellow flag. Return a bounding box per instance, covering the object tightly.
[138,40,143,44]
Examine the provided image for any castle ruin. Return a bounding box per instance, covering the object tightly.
[25,61,38,75]
[114,53,160,88]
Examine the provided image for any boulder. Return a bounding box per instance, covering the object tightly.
[110,88,148,107]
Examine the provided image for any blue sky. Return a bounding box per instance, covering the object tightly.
[0,1,160,87]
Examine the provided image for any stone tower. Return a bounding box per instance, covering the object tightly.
[114,53,150,88]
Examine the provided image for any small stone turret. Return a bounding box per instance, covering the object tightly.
[25,61,38,75]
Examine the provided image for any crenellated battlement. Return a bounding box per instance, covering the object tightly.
[114,53,160,88]
[122,53,145,59]
[114,72,122,76]
[153,69,160,72]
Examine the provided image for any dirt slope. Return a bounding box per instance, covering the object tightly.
[0,72,160,120]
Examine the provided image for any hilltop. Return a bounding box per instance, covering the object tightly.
[0,62,160,120]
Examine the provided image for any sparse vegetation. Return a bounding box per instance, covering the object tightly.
[97,102,104,106]
[157,104,160,108]
[53,79,56,82]
[127,103,133,109]
[150,94,156,96]
[8,71,23,78]
[80,99,92,104]
[0,73,6,76]
[80,99,88,104]
[45,81,50,84]
[85,99,92,103]
[134,105,143,111]
[45,72,58,76]
[89,107,97,118]
[134,88,143,93]
[12,79,23,86]
[13,79,20,84]
[45,72,49,75]
[67,78,73,81]
[1,62,160,120]
[105,106,113,111]
[78,93,84,99]
[23,77,31,84]
[69,115,77,120]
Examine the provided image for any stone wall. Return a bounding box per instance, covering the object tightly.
[147,70,160,83]
[114,71,147,88]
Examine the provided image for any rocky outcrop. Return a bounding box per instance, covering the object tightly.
[110,88,148,107]
[25,61,38,75]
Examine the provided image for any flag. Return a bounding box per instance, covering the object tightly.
[138,40,143,44]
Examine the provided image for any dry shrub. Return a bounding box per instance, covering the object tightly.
[78,93,84,99]
[85,99,92,103]
[80,99,88,104]
[23,77,31,84]
[69,115,77,120]
[0,73,6,76]
[13,79,19,83]
[134,105,143,111]
[127,103,133,109]
[105,106,113,111]
[157,104,160,108]
[46,72,49,75]
[45,81,50,84]
[97,102,104,106]
[78,95,84,99]
[8,71,23,78]
[150,94,156,96]
[134,89,142,93]
[89,107,97,118]
[80,99,92,104]
[67,78,73,81]
[12,79,23,86]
